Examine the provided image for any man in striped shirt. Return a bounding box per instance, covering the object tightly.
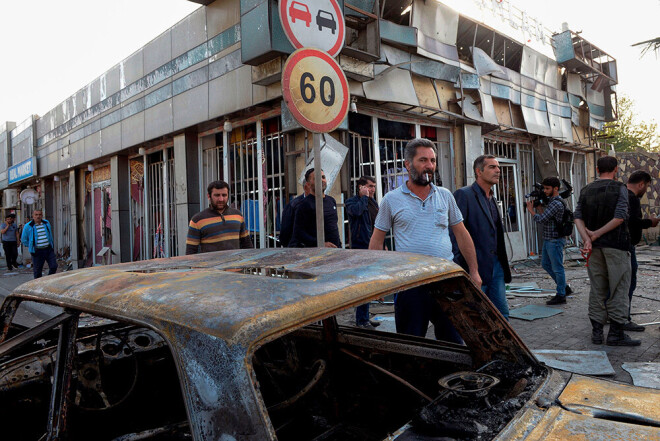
[20,209,57,278]
[186,180,253,254]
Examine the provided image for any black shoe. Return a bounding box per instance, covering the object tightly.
[565,285,574,295]
[606,322,641,346]
[369,320,381,328]
[357,323,377,330]
[590,319,604,344]
[622,321,645,332]
[546,295,566,305]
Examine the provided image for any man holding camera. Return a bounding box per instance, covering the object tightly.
[346,176,380,329]
[526,177,571,305]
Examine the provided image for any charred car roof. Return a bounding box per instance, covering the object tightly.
[8,248,464,345]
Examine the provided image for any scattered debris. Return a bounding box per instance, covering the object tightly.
[372,316,394,322]
[621,363,660,389]
[508,282,540,289]
[533,350,615,376]
[509,305,563,321]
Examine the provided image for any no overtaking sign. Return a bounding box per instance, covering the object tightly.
[279,0,345,57]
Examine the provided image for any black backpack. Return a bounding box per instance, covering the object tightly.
[554,200,575,237]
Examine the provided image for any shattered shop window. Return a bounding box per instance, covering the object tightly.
[0,301,190,441]
[380,0,413,25]
[457,16,522,72]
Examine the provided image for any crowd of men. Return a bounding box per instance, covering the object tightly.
[179,141,659,345]
[4,141,654,346]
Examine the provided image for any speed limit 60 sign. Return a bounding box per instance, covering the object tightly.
[282,48,349,133]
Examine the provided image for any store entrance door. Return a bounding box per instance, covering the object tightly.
[494,163,527,262]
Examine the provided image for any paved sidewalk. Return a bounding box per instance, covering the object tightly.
[507,248,660,384]
[343,247,660,386]
[0,264,34,297]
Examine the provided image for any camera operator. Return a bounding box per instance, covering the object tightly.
[526,177,572,305]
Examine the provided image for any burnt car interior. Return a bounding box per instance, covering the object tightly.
[0,275,545,441]
[0,301,190,441]
[251,277,545,441]
[253,319,543,441]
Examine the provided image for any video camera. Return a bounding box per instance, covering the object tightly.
[525,179,573,207]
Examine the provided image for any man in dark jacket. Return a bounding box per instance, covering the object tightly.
[346,176,380,328]
[280,181,309,247]
[291,168,342,248]
[452,155,512,319]
[623,170,659,331]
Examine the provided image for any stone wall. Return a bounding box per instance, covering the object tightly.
[617,152,660,243]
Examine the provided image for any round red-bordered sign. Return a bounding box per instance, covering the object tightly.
[282,48,349,133]
[279,0,345,57]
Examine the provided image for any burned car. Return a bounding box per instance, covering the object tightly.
[1,248,659,441]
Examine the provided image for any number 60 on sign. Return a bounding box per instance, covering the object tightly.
[282,48,349,133]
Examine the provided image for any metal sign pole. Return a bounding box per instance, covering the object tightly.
[313,132,325,247]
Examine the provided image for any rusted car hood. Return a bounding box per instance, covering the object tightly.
[8,248,463,345]
[522,375,660,440]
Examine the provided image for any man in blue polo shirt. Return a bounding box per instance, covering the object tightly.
[21,209,57,278]
[369,138,480,343]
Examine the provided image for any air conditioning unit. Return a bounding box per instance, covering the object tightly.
[3,189,18,208]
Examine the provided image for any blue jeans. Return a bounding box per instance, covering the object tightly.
[356,303,370,325]
[628,247,638,320]
[481,259,509,319]
[31,247,57,279]
[394,286,462,344]
[541,238,566,297]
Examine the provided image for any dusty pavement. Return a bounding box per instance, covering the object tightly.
[337,245,660,386]
[2,247,659,386]
[506,245,660,384]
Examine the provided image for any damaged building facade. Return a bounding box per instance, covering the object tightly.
[0,0,618,268]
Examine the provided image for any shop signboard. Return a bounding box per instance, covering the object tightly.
[8,157,37,185]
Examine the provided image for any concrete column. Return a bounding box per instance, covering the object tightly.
[173,131,200,255]
[68,169,80,269]
[111,156,131,264]
[463,125,483,185]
